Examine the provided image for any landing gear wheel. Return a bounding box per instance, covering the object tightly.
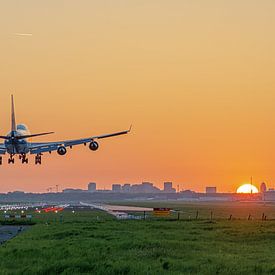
[8,157,15,164]
[21,155,28,164]
[22,158,28,164]
[35,154,42,165]
[0,156,2,165]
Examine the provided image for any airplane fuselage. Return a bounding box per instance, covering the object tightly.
[5,137,29,155]
[4,125,30,155]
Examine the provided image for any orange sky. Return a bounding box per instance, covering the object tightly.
[0,1,274,193]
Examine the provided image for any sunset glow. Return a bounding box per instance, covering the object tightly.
[237,184,259,194]
[0,1,274,193]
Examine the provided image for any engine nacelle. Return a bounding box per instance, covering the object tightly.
[89,141,99,151]
[57,146,67,155]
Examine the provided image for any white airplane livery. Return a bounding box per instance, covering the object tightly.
[0,95,131,165]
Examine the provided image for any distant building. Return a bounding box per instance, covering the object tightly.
[163,182,176,193]
[62,188,84,193]
[142,182,154,192]
[141,182,161,193]
[88,182,97,192]
[260,182,267,193]
[206,187,217,194]
[112,184,122,192]
[122,184,131,192]
[263,189,275,201]
[131,182,161,193]
[179,190,197,198]
[164,182,172,191]
[8,191,25,194]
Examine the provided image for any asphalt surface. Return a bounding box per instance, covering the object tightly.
[0,225,30,245]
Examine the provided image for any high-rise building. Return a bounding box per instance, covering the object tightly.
[142,182,157,193]
[206,187,217,194]
[88,182,96,192]
[163,182,176,193]
[112,184,122,192]
[130,182,161,193]
[260,182,267,193]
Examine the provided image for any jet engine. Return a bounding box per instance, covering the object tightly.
[57,146,67,155]
[89,141,99,151]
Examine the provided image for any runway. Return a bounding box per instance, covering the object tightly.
[80,202,153,219]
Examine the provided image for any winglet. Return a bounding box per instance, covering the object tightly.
[11,94,16,132]
[128,124,132,132]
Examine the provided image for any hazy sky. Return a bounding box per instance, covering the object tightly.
[0,1,274,193]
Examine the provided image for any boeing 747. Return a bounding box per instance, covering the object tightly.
[0,96,131,165]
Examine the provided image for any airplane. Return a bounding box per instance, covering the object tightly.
[0,95,131,165]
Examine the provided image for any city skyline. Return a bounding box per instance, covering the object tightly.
[14,180,270,195]
[0,1,274,193]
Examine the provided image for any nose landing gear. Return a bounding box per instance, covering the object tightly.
[0,156,2,165]
[35,154,42,165]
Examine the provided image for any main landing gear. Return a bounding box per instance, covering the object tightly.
[21,154,28,164]
[8,155,14,164]
[1,154,42,165]
[8,155,15,164]
[35,154,42,165]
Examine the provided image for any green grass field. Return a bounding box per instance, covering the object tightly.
[0,202,275,274]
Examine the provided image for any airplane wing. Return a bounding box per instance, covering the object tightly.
[29,126,131,155]
[0,144,6,155]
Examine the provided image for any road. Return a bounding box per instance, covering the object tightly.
[0,225,30,245]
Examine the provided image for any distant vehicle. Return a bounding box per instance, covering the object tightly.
[0,95,131,165]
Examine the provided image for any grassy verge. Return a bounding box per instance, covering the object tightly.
[0,204,275,274]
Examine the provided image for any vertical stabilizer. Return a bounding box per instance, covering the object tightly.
[11,95,16,132]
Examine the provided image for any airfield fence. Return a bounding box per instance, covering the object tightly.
[167,210,271,221]
[1,202,275,223]
[112,201,275,221]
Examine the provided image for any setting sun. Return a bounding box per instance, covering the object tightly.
[237,184,259,194]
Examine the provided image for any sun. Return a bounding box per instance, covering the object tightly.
[237,184,259,194]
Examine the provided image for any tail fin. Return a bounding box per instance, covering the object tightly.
[11,95,16,132]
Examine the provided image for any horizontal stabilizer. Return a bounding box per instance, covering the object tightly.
[0,136,10,140]
[16,132,54,139]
